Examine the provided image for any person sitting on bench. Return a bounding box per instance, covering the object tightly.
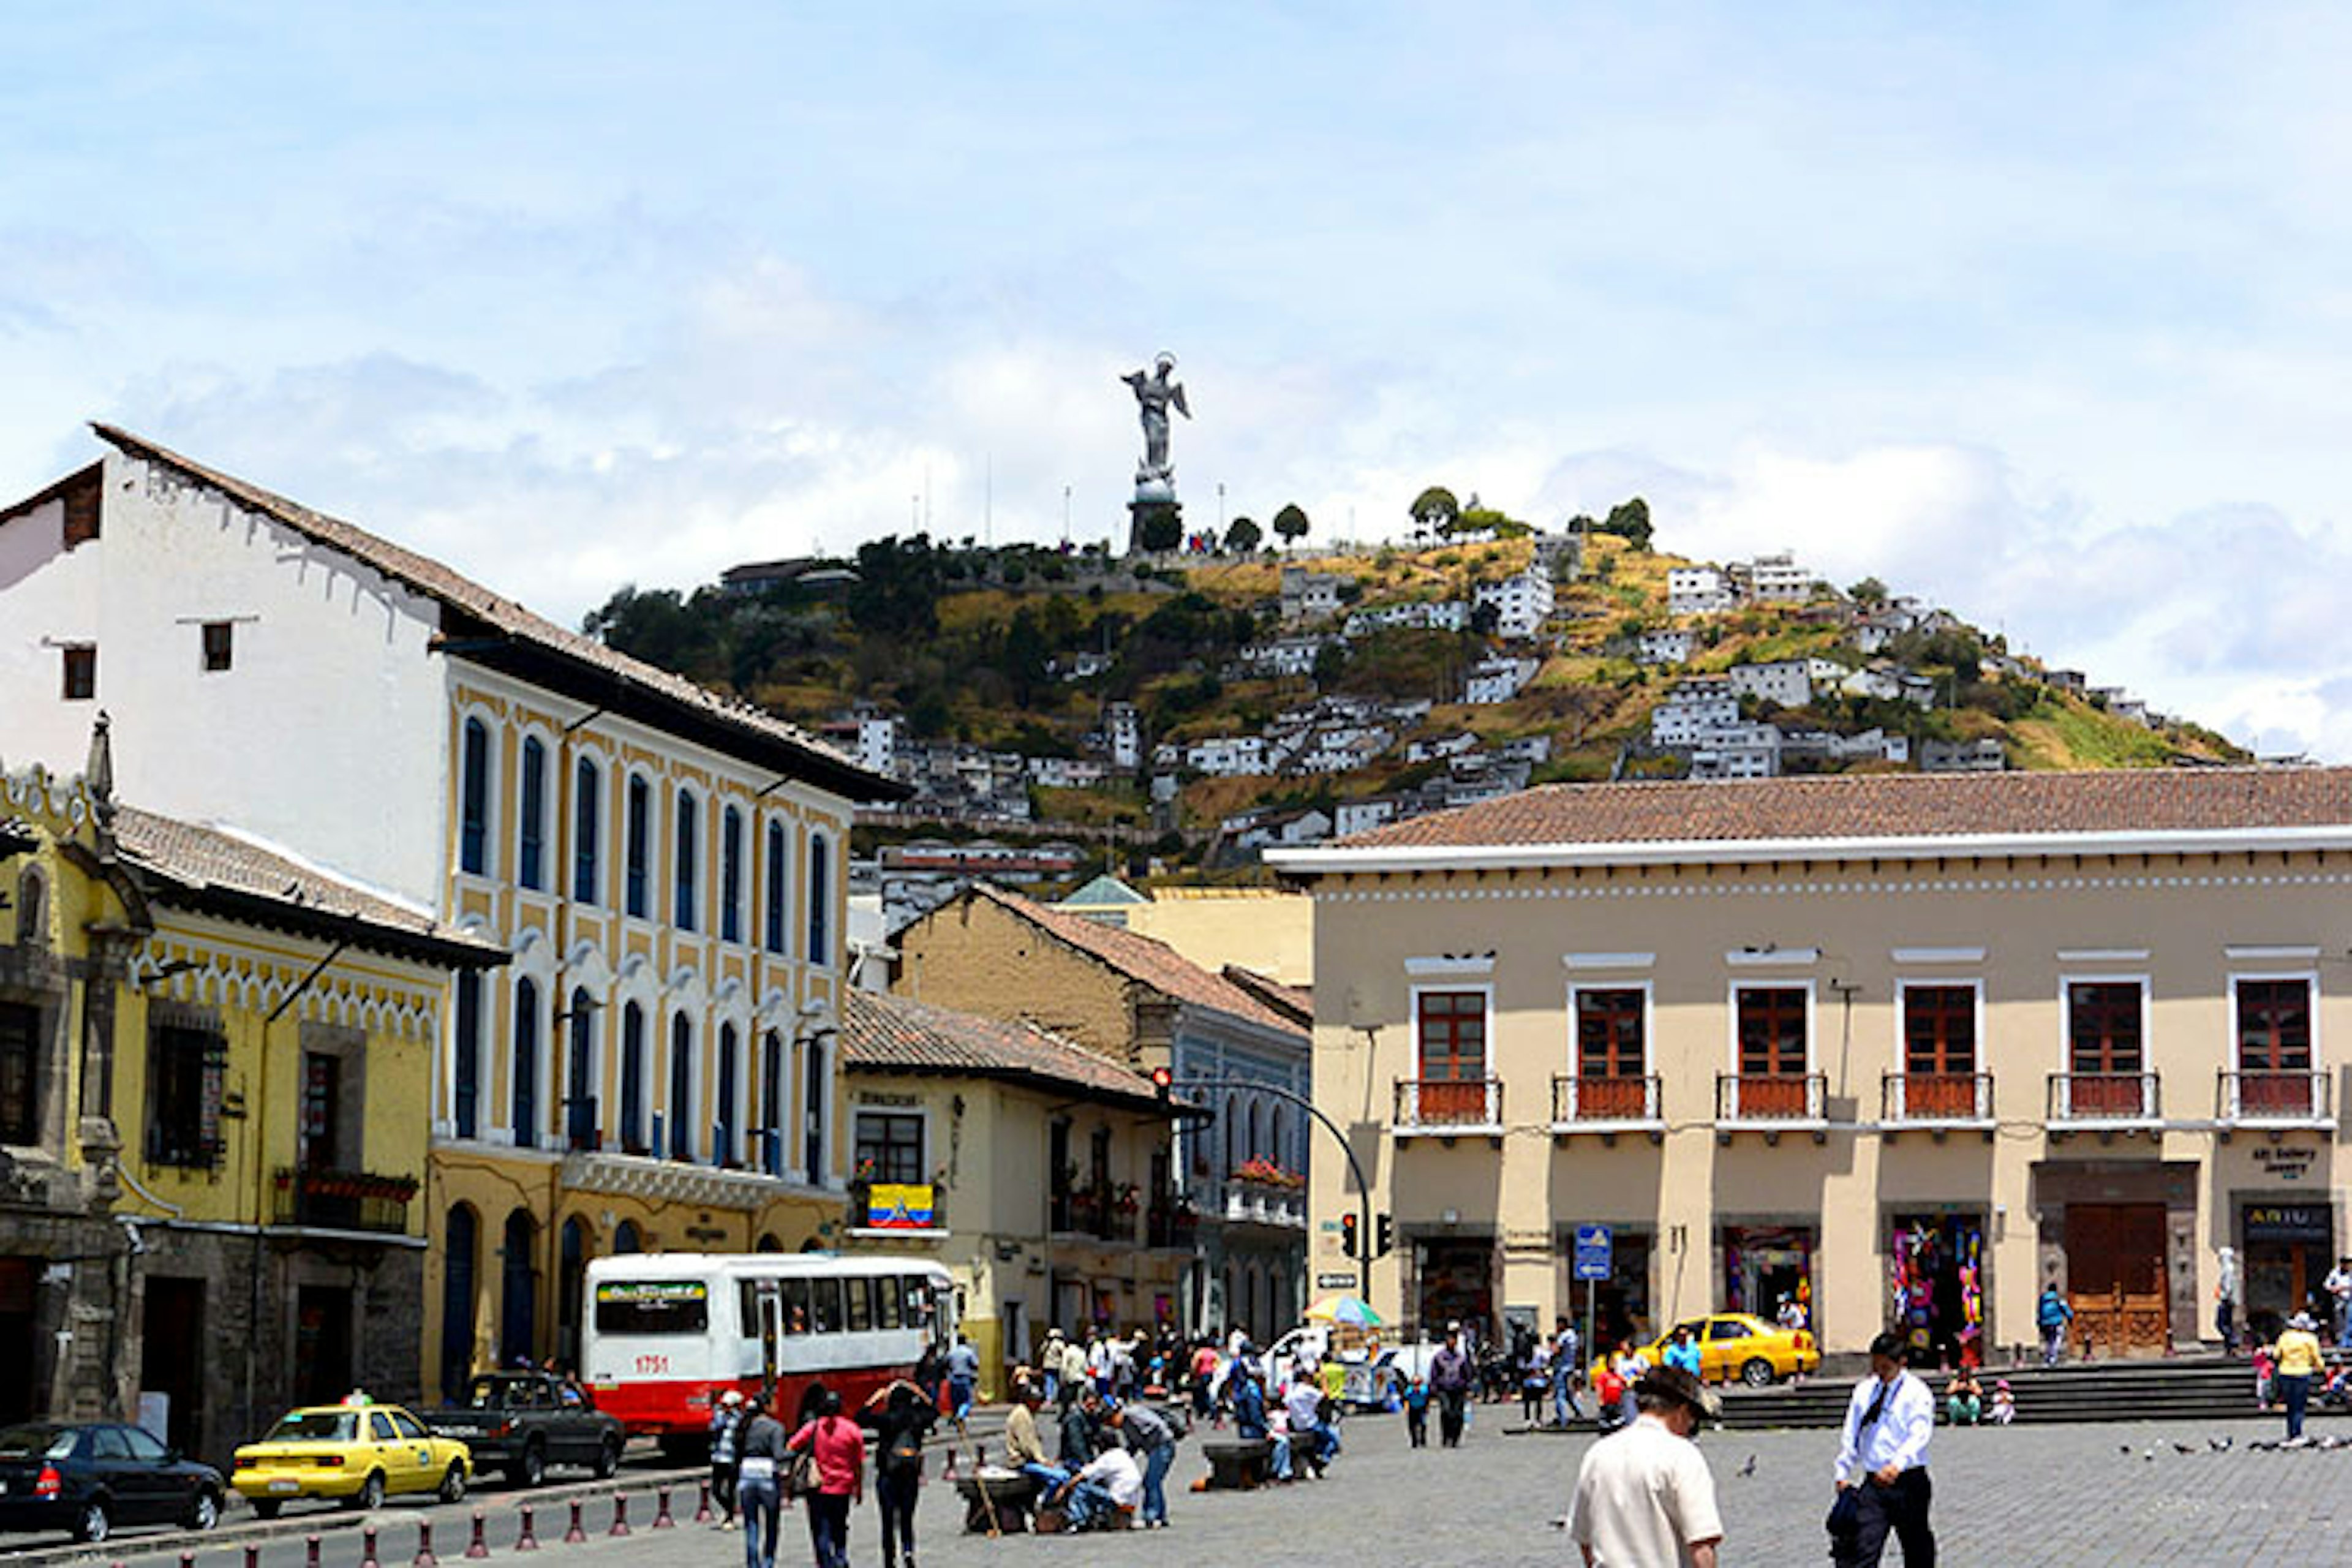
[1047,1442,1142,1531]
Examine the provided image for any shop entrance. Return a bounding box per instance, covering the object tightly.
[2242,1202,2332,1346]
[1722,1226,1815,1332]
[294,1285,353,1404]
[1414,1238,1496,1343]
[0,1259,33,1423]
[1889,1214,1986,1370]
[141,1276,207,1453]
[2066,1204,2168,1357]
[1560,1232,1654,1351]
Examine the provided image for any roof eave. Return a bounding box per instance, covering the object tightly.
[842,1058,1170,1115]
[1270,823,2352,876]
[143,880,510,970]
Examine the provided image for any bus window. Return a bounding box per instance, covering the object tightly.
[739,1281,763,1341]
[876,1277,902,1330]
[812,1277,843,1333]
[594,1280,710,1335]
[845,1276,872,1333]
[782,1278,810,1335]
[900,1276,929,1326]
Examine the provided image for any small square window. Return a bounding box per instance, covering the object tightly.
[60,646,95,701]
[200,622,234,673]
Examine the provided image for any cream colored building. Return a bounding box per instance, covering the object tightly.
[1121,887,1315,989]
[1272,770,2352,1364]
[838,989,1186,1391]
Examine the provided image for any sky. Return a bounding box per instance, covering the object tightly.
[7,3,2352,756]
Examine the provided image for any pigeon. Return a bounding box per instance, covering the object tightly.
[2119,1444,2135,1455]
[1738,1455,1757,1479]
[2208,1436,2234,1452]
[2172,1441,2197,1455]
[2143,1447,2158,1461]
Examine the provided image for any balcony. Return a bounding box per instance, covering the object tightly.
[1222,1166,1308,1229]
[1550,1074,1663,1134]
[1145,1197,1201,1251]
[1050,1186,1133,1245]
[272,1166,420,1236]
[1714,1072,1827,1132]
[1392,1077,1505,1139]
[2046,1071,2160,1127]
[2218,1069,2335,1128]
[1882,1072,1994,1127]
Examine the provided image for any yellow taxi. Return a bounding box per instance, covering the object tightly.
[232,1405,469,1518]
[1640,1313,1820,1387]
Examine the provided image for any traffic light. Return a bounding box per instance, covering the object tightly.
[1150,1066,1173,1102]
[1340,1212,1360,1261]
[1376,1213,1394,1259]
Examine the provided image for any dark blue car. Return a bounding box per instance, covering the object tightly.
[0,1422,225,1544]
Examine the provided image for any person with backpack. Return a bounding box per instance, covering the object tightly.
[859,1378,937,1568]
[709,1389,745,1529]
[1107,1397,1178,1528]
[2037,1281,2075,1366]
[734,1395,787,1568]
[786,1386,865,1568]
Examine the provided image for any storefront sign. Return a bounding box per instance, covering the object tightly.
[856,1091,924,1107]
[1574,1224,1613,1281]
[2253,1147,2319,1182]
[865,1182,937,1229]
[2244,1204,2331,1244]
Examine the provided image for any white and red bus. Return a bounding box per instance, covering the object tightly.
[582,1253,956,1445]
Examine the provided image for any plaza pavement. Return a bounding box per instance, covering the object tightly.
[64,1403,2351,1567]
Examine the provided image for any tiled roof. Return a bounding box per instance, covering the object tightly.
[963,883,1308,1039]
[1310,768,2352,857]
[89,426,897,800]
[841,989,1167,1110]
[115,805,505,966]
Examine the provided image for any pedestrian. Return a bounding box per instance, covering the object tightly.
[1551,1320,1586,1427]
[2035,1280,2074,1366]
[1943,1370,1981,1427]
[1403,1373,1431,1447]
[1566,1364,1724,1567]
[1188,1336,1219,1422]
[1664,1325,1703,1383]
[710,1389,745,1529]
[785,1386,865,1568]
[1429,1326,1473,1448]
[912,1341,942,1414]
[1058,1333,1088,1415]
[2326,1259,2352,1349]
[1520,1332,1552,1423]
[734,1393,786,1568]
[1830,1331,1936,1568]
[2214,1246,2241,1352]
[943,1332,981,1424]
[2252,1341,2276,1409]
[2272,1311,2326,1444]
[1039,1329,1065,1407]
[858,1378,935,1568]
[1108,1397,1177,1528]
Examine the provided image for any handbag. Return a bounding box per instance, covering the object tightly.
[1826,1487,1861,1540]
[785,1444,817,1498]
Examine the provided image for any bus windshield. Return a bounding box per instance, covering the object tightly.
[594,1280,710,1335]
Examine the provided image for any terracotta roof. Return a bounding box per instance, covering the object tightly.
[87,426,900,801]
[1289,767,2352,862]
[962,883,1306,1040]
[842,989,1169,1110]
[115,805,505,967]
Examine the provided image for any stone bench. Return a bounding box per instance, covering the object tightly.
[953,1471,1041,1533]
[1197,1436,1273,1490]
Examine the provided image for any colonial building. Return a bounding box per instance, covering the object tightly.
[1272,770,2352,1363]
[2,727,499,1460]
[0,429,902,1401]
[838,989,1185,1388]
[893,883,1311,1338]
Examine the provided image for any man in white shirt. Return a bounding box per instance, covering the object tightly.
[2324,1256,2352,1348]
[1831,1331,1937,1567]
[1567,1365,1724,1568]
[1048,1440,1142,1531]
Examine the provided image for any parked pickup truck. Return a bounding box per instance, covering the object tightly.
[423,1374,625,1487]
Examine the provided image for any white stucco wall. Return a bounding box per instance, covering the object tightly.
[0,452,450,903]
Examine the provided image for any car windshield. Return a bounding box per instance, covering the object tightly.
[0,1426,74,1461]
[264,1412,355,1443]
[465,1378,511,1409]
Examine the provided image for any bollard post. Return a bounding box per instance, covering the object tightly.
[361,1523,382,1568]
[693,1478,713,1524]
[181,1553,197,1568]
[413,1518,439,1568]
[246,1547,262,1568]
[652,1484,675,1529]
[306,1534,323,1568]
[608,1492,632,1537]
[466,1507,491,1559]
[515,1502,541,1552]
[562,1499,586,1545]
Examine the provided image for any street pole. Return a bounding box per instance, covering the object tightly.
[1168,1076,1379,1302]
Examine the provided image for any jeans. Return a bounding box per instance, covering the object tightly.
[876,1469,918,1564]
[1405,1404,1428,1446]
[1551,1369,1583,1425]
[2041,1322,2066,1366]
[1140,1442,1174,1522]
[949,1377,976,1422]
[713,1460,739,1521]
[1061,1478,1115,1529]
[1044,1370,1060,1404]
[1834,1469,1935,1568]
[1268,1433,1294,1480]
[737,1475,779,1568]
[1020,1461,1071,1494]
[2282,1372,2312,1439]
[805,1491,851,1568]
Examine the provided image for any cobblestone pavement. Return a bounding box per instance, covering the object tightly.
[81,1408,2349,1567]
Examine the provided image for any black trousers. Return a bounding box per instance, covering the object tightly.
[1436,1388,1466,1446]
[876,1469,919,1564]
[1838,1469,1935,1567]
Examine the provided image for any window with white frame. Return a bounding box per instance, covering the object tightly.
[518,736,548,891]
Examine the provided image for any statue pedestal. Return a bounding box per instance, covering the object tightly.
[1127,483,1182,556]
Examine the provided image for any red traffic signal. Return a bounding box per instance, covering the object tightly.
[1340,1212,1360,1260]
[1150,1066,1174,1101]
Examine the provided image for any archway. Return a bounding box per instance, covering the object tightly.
[500,1209,538,1368]
[558,1216,590,1366]
[440,1204,479,1400]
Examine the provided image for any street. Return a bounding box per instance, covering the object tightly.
[28,1406,2352,1567]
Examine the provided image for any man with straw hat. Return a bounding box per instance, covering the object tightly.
[1567,1363,1724,1566]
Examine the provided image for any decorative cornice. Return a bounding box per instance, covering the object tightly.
[1320,869,2352,903]
[559,1150,835,1213]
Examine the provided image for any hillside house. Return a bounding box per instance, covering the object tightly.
[1725,658,1816,708]
[1637,627,1697,666]
[1105,703,1144,770]
[1667,567,1732,616]
[1238,636,1329,679]
[1332,796,1403,837]
[1728,551,1811,603]
[1185,736,1270,777]
[1689,723,1784,780]
[1280,567,1346,625]
[1344,600,1469,638]
[1474,563,1555,638]
[1464,655,1540,705]
[1918,737,2005,773]
[1651,677,1740,745]
[1406,733,1480,764]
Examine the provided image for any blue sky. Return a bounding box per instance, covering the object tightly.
[9,4,2352,755]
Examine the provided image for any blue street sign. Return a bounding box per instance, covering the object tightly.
[1573,1224,1613,1281]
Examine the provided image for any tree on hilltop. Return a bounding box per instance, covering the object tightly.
[1598,497,1653,550]
[1409,486,1460,542]
[1273,503,1311,550]
[1225,515,1262,554]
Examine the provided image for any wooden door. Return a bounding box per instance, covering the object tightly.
[2067,1204,2170,1357]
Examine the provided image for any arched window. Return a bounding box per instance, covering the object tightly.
[802,1030,827,1178]
[624,774,652,917]
[1270,1106,1287,1172]
[715,1023,740,1166]
[512,978,540,1149]
[573,758,601,905]
[807,832,831,965]
[453,971,483,1139]
[612,1220,641,1255]
[13,867,44,948]
[620,1001,647,1153]
[668,1013,694,1161]
[1221,1094,1238,1175]
[1248,1100,1263,1161]
[439,1204,478,1400]
[518,735,547,890]
[557,1216,589,1364]
[756,1233,783,1254]
[499,1209,538,1368]
[674,788,699,931]
[720,806,744,944]
[565,987,595,1151]
[763,822,788,955]
[459,718,491,875]
[760,1030,785,1176]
